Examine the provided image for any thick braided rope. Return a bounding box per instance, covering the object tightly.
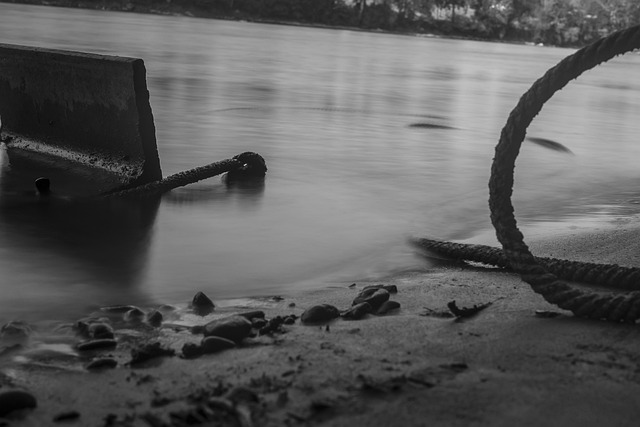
[489,25,640,322]
[411,238,640,291]
[106,152,266,198]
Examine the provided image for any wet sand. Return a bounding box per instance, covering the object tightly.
[3,216,640,426]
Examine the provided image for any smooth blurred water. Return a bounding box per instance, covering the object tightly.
[0,3,639,322]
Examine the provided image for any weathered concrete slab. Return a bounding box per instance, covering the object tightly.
[0,44,162,195]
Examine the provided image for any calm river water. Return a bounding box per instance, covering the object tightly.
[0,3,639,322]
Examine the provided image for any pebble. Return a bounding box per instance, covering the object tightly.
[342,302,372,320]
[124,307,145,322]
[86,358,118,370]
[301,304,340,325]
[375,300,401,315]
[129,342,175,366]
[77,339,118,352]
[191,291,215,315]
[251,318,267,329]
[181,343,203,359]
[352,289,390,311]
[0,389,37,416]
[201,336,236,354]
[146,310,163,327]
[87,322,115,340]
[203,316,252,344]
[75,317,110,336]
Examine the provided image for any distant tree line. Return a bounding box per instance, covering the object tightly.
[5,0,640,46]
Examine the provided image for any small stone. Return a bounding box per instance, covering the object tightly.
[181,343,203,359]
[0,389,37,416]
[237,310,266,321]
[158,304,177,312]
[342,302,372,320]
[283,316,296,325]
[124,307,145,322]
[146,310,163,327]
[288,302,296,308]
[129,342,175,366]
[201,336,236,354]
[251,318,267,329]
[375,300,401,315]
[75,317,110,336]
[301,304,340,325]
[203,316,252,344]
[77,339,117,352]
[191,291,215,315]
[0,321,31,339]
[86,358,118,370]
[88,323,115,340]
[53,410,80,422]
[352,289,390,311]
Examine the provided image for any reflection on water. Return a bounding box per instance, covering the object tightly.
[0,3,639,322]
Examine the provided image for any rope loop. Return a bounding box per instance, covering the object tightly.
[489,25,640,322]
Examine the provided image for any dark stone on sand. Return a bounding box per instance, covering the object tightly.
[342,302,372,320]
[375,300,401,315]
[301,304,340,325]
[252,318,267,329]
[88,322,115,340]
[0,321,31,339]
[53,411,80,422]
[129,342,175,366]
[203,316,252,344]
[0,389,37,416]
[353,288,390,311]
[86,358,118,370]
[75,317,110,336]
[237,310,266,321]
[191,291,215,315]
[146,310,163,327]
[124,307,145,322]
[201,336,236,354]
[181,343,203,359]
[283,315,296,325]
[77,339,117,352]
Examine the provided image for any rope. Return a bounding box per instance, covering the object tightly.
[411,238,640,291]
[106,152,266,198]
[486,25,640,322]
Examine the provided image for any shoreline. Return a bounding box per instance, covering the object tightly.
[3,216,640,426]
[1,0,574,49]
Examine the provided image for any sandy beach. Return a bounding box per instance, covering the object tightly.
[2,215,640,427]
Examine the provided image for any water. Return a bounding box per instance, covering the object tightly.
[0,3,639,323]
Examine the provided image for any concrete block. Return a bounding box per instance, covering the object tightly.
[0,44,162,195]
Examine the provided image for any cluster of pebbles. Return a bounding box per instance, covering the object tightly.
[0,283,400,421]
[300,284,400,324]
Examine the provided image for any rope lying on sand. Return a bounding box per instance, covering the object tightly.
[411,238,640,292]
[416,25,640,323]
[105,152,267,198]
